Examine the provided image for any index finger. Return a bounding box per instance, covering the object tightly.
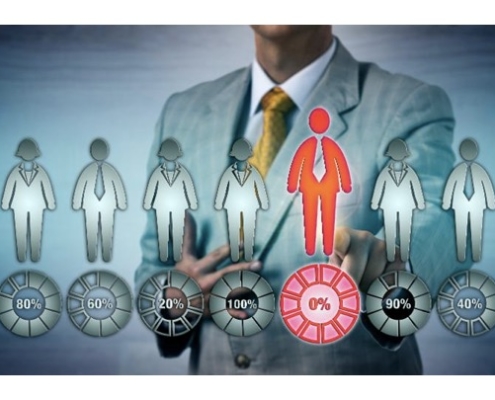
[334,228,372,290]
[195,243,231,272]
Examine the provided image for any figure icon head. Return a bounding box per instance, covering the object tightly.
[16,138,41,161]
[459,138,478,161]
[90,138,109,161]
[308,107,331,135]
[385,138,410,161]
[158,138,183,161]
[230,138,253,161]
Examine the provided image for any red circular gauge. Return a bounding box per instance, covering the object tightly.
[280,264,360,344]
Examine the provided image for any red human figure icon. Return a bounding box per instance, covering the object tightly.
[288,108,352,256]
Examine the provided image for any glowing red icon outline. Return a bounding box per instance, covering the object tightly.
[287,107,352,256]
[280,263,360,344]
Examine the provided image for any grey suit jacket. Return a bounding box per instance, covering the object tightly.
[136,39,469,374]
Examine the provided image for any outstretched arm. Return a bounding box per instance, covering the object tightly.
[376,83,466,300]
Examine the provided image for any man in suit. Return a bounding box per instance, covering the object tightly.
[2,138,56,262]
[215,138,269,262]
[135,26,467,374]
[73,138,127,262]
[143,137,198,262]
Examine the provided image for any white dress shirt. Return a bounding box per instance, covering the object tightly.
[244,38,337,145]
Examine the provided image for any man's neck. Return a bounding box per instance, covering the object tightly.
[254,27,333,84]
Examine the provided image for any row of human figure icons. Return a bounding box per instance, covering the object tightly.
[1,117,493,265]
[1,138,127,263]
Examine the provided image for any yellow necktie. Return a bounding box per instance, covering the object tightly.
[250,87,295,177]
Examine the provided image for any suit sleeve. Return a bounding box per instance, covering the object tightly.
[409,168,425,209]
[361,83,472,351]
[379,83,471,299]
[135,99,173,291]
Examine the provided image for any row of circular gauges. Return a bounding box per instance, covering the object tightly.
[0,268,494,343]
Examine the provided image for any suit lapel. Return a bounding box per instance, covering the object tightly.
[197,68,251,232]
[256,40,361,258]
[202,68,251,172]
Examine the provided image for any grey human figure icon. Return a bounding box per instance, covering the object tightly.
[371,138,425,262]
[72,138,127,262]
[215,138,269,262]
[442,138,495,262]
[143,138,198,262]
[1,138,56,262]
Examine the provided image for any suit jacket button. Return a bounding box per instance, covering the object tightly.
[234,354,251,369]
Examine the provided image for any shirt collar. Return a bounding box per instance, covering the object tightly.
[249,38,337,117]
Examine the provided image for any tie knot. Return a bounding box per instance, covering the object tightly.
[261,87,295,114]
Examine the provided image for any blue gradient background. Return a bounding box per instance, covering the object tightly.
[0,25,494,374]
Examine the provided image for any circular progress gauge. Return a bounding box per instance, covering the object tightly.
[280,264,360,344]
[137,270,204,337]
[0,270,62,337]
[209,270,275,337]
[365,270,431,337]
[437,270,495,336]
[67,270,133,337]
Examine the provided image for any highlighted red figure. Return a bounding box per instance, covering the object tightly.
[287,108,352,255]
[280,264,360,344]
